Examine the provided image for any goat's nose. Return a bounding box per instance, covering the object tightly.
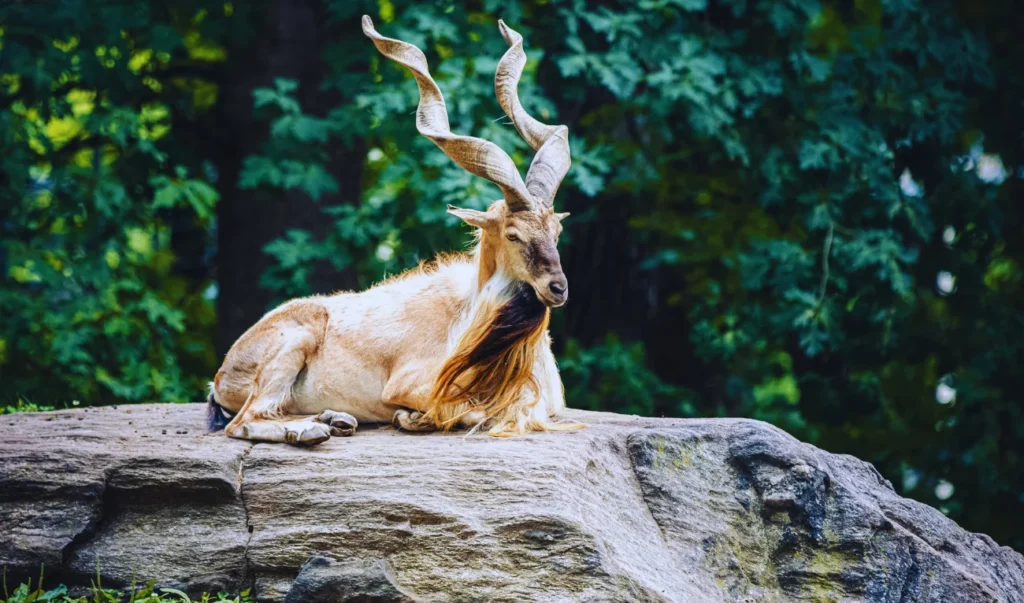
[549,279,567,297]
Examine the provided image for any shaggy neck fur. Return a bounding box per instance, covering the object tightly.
[424,237,550,433]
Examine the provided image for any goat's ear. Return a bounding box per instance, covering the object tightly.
[555,212,570,221]
[447,205,495,228]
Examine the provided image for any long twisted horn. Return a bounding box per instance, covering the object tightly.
[495,20,571,209]
[362,16,535,213]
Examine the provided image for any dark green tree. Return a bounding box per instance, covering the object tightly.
[0,1,238,405]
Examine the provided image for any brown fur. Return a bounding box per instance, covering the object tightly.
[425,286,550,430]
[215,302,329,412]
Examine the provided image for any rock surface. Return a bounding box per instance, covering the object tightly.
[1,404,1022,602]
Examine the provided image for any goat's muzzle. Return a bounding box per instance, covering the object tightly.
[537,275,568,308]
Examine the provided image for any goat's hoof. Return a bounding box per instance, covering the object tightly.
[393,409,435,432]
[285,421,331,446]
[226,424,249,440]
[315,409,358,437]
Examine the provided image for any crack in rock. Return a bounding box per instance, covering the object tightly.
[237,442,257,594]
[60,468,112,576]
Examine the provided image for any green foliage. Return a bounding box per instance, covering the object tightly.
[0,400,57,415]
[239,78,341,200]
[0,2,229,406]
[560,335,695,418]
[2,564,250,603]
[2,577,251,603]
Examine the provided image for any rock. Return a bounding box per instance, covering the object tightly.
[284,556,415,603]
[1,404,1021,602]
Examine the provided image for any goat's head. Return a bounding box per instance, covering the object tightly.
[363,17,572,307]
[448,202,569,307]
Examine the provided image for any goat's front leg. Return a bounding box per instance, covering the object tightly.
[383,362,489,433]
[391,408,435,432]
[381,363,439,432]
[392,407,488,432]
[229,417,332,446]
[313,409,359,436]
[226,411,357,445]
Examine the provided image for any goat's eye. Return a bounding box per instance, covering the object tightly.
[506,232,520,242]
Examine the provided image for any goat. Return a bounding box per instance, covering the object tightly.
[206,17,580,445]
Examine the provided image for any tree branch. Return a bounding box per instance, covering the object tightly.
[815,222,834,309]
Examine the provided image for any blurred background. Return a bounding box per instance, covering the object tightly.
[1,0,1022,550]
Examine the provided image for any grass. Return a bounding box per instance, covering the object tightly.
[2,567,252,603]
[0,399,56,415]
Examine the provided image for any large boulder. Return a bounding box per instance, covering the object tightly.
[1,404,1021,602]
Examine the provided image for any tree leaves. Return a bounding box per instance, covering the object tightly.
[253,78,301,113]
[239,157,339,201]
[150,169,219,219]
[0,1,224,406]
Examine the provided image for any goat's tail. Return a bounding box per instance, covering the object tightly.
[206,387,235,432]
